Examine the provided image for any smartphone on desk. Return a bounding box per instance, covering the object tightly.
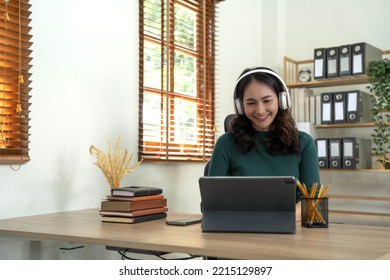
[166,218,202,226]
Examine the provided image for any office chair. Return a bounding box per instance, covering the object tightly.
[204,114,236,176]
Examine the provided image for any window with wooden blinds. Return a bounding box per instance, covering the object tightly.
[138,0,220,162]
[0,0,32,165]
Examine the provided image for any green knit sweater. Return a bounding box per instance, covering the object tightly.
[208,130,320,201]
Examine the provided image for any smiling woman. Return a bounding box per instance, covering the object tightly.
[207,67,320,203]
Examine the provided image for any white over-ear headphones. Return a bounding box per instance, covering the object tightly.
[233,68,291,115]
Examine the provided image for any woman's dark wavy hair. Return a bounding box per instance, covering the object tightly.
[230,67,300,155]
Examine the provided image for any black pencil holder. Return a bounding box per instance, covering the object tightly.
[301,197,329,228]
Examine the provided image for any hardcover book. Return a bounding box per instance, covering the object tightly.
[101,212,167,224]
[111,186,163,197]
[101,198,167,212]
[99,207,168,217]
[105,194,164,201]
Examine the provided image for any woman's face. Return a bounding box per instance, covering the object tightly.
[243,80,279,131]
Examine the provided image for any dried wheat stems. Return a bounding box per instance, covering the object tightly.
[89,137,143,189]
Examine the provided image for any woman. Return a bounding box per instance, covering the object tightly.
[208,67,320,203]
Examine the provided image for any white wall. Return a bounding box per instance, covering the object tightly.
[283,0,390,59]
[217,0,263,128]
[1,0,390,259]
[1,0,140,219]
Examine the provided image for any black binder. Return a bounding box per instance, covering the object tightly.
[342,138,372,169]
[320,92,333,124]
[339,44,352,77]
[316,138,329,169]
[333,92,346,124]
[314,48,327,80]
[352,42,382,76]
[329,138,342,169]
[345,90,373,123]
[326,47,339,78]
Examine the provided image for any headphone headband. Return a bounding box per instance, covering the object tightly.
[234,68,290,96]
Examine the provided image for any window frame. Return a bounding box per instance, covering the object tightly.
[0,0,32,165]
[138,0,219,162]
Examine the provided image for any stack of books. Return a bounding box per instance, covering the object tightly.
[99,186,168,224]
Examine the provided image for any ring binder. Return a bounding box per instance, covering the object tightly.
[326,47,340,78]
[316,138,329,169]
[314,48,327,80]
[333,92,346,123]
[346,90,373,123]
[329,138,342,169]
[339,44,352,77]
[321,92,333,124]
[352,42,382,76]
[342,138,372,169]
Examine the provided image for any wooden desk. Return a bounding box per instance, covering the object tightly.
[0,208,389,260]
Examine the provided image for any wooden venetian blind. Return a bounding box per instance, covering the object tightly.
[138,0,220,162]
[0,0,32,165]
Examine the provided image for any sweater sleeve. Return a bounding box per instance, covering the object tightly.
[207,133,233,176]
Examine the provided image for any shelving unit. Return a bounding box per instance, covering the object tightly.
[283,52,390,172]
[287,76,369,88]
[315,122,375,128]
[283,53,390,226]
[283,50,390,88]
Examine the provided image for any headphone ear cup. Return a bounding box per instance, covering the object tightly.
[279,91,291,110]
[234,98,244,115]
